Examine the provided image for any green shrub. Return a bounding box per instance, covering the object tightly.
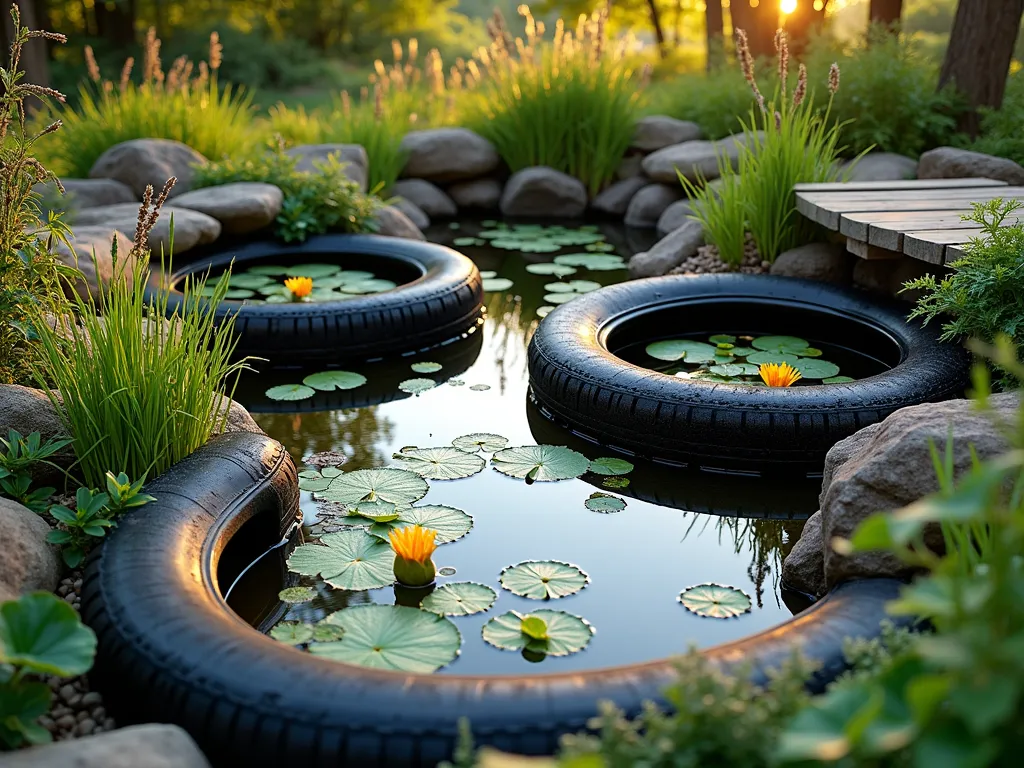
[970,71,1024,166]
[193,140,380,242]
[0,6,76,386]
[683,32,845,266]
[44,29,256,177]
[904,198,1024,383]
[30,181,249,488]
[464,6,647,196]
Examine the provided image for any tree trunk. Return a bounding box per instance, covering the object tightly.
[94,0,136,48]
[706,0,725,71]
[3,0,50,93]
[645,0,667,59]
[869,0,903,28]
[783,0,829,56]
[730,0,775,60]
[939,0,1024,136]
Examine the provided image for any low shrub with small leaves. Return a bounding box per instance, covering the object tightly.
[969,71,1024,166]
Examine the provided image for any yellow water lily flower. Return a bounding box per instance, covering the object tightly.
[389,525,438,587]
[284,276,313,299]
[759,361,802,387]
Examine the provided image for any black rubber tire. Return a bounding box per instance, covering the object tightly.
[82,432,912,768]
[528,274,970,474]
[154,233,484,363]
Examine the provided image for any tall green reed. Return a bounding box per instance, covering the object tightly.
[31,179,249,488]
[44,29,255,176]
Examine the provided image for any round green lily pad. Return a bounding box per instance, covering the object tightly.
[751,335,809,353]
[491,445,590,482]
[536,306,555,318]
[316,467,428,506]
[543,292,578,305]
[646,340,718,363]
[286,264,341,278]
[247,265,288,276]
[310,605,461,673]
[287,529,395,591]
[265,384,315,401]
[391,446,486,480]
[278,586,316,603]
[499,560,589,600]
[602,476,630,489]
[453,237,484,247]
[346,500,400,522]
[399,378,436,394]
[543,282,575,293]
[588,457,634,476]
[270,622,314,645]
[389,505,474,544]
[584,492,626,513]
[227,273,273,289]
[421,582,497,616]
[823,376,855,384]
[792,358,841,379]
[482,610,594,656]
[452,433,509,453]
[678,583,752,619]
[302,370,367,391]
[410,362,442,374]
[525,263,577,277]
[553,253,625,270]
[312,622,345,642]
[482,277,514,292]
[224,289,255,300]
[341,278,398,295]
[709,334,736,344]
[745,351,801,366]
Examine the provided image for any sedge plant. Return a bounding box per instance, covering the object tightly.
[683,30,851,266]
[465,5,649,197]
[44,29,255,177]
[30,179,249,488]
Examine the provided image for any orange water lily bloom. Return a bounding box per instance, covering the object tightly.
[759,362,802,387]
[389,525,438,564]
[284,276,313,299]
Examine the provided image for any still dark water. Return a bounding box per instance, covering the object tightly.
[227,220,821,676]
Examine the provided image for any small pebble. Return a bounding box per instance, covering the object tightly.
[75,718,96,736]
[63,592,76,605]
[58,684,76,703]
[81,692,102,707]
[67,693,82,708]
[55,714,76,730]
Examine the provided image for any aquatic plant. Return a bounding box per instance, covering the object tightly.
[390,524,438,587]
[464,5,649,196]
[284,276,313,300]
[759,362,802,388]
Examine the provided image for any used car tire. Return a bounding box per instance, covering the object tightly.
[528,274,970,474]
[82,432,912,768]
[155,233,484,363]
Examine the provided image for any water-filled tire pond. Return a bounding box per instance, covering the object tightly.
[86,220,939,765]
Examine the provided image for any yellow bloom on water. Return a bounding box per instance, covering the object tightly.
[389,525,438,563]
[759,361,802,388]
[284,276,313,299]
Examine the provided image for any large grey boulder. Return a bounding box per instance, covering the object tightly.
[0,498,62,603]
[770,242,853,285]
[374,204,426,240]
[285,143,369,191]
[35,178,136,210]
[590,177,648,217]
[640,132,760,185]
[616,154,645,180]
[0,724,211,768]
[917,146,1024,185]
[171,182,282,235]
[390,197,431,230]
[656,199,697,238]
[624,183,683,228]
[72,203,221,256]
[627,219,704,278]
[400,128,500,183]
[89,139,206,198]
[843,152,918,182]
[391,179,457,218]
[817,394,1018,589]
[781,511,826,597]
[447,178,502,210]
[632,116,702,152]
[500,167,587,218]
[53,226,134,302]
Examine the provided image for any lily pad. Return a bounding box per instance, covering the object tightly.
[482,610,594,656]
[227,273,273,289]
[751,335,809,354]
[602,476,631,489]
[678,583,752,619]
[302,370,367,391]
[792,358,841,379]
[536,306,555,318]
[588,457,634,476]
[335,270,375,283]
[247,265,288,276]
[553,253,625,271]
[287,529,395,591]
[421,582,497,616]
[346,500,400,522]
[452,433,509,453]
[265,384,315,401]
[543,292,578,305]
[317,467,428,506]
[391,446,486,480]
[298,467,343,492]
[709,334,736,344]
[410,362,442,374]
[224,289,255,300]
[278,586,316,604]
[270,622,314,645]
[746,351,801,366]
[525,263,577,277]
[310,605,460,673]
[469,384,490,392]
[341,278,398,295]
[543,282,575,293]
[482,277,514,292]
[453,237,485,247]
[585,492,626,513]
[399,378,436,394]
[824,375,855,384]
[312,622,345,642]
[798,347,823,357]
[499,560,589,600]
[491,445,590,482]
[728,346,756,357]
[286,264,341,278]
[478,271,497,279]
[388,505,473,544]
[565,279,601,293]
[645,340,718,363]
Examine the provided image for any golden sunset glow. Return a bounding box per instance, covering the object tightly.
[759,361,802,387]
[780,0,798,14]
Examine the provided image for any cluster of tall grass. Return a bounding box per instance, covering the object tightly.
[43,28,256,177]
[30,179,249,488]
[682,31,848,266]
[464,5,649,197]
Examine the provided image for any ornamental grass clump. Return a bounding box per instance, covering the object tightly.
[45,29,255,177]
[683,30,850,266]
[30,179,249,488]
[465,5,649,197]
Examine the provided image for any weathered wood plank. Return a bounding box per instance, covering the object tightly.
[839,209,977,240]
[903,228,984,264]
[869,213,1024,252]
[846,238,902,260]
[799,185,1024,204]
[797,187,1024,229]
[793,178,1006,193]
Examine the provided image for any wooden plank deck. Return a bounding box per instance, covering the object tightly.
[794,178,1019,264]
